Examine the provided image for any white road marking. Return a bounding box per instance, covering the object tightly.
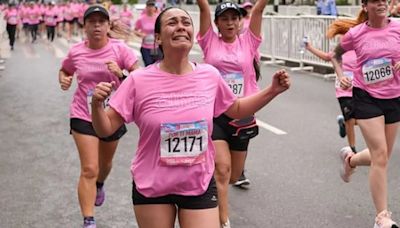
[256,119,287,135]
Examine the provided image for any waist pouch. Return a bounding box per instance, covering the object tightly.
[215,115,259,140]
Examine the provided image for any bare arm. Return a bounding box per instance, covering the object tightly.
[128,62,140,72]
[306,43,331,61]
[225,70,290,119]
[91,82,125,137]
[331,49,352,89]
[197,0,212,37]
[249,0,268,37]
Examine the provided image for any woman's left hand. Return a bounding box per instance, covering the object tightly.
[271,69,290,94]
[106,61,123,78]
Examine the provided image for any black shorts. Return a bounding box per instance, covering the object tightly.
[132,177,218,209]
[338,97,354,121]
[70,118,127,142]
[212,114,258,151]
[352,87,400,124]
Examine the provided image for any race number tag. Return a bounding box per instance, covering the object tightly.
[143,34,155,46]
[8,16,17,24]
[87,89,114,115]
[46,16,54,24]
[362,58,393,85]
[222,73,244,97]
[160,120,208,166]
[335,71,354,88]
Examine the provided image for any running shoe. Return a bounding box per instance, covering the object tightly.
[83,218,96,228]
[94,186,105,206]
[374,210,398,228]
[221,219,231,228]
[339,146,355,183]
[233,171,250,189]
[337,115,346,138]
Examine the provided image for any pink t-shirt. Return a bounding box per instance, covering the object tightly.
[26,7,40,25]
[197,27,262,97]
[341,20,400,99]
[334,50,356,98]
[44,7,58,26]
[55,6,64,22]
[135,14,158,49]
[4,8,19,25]
[109,63,236,197]
[61,39,138,122]
[63,4,74,21]
[120,9,133,27]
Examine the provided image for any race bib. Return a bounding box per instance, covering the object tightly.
[46,16,54,24]
[143,34,155,46]
[8,16,17,24]
[222,72,244,97]
[160,120,208,166]
[335,71,353,88]
[87,89,114,115]
[362,58,393,85]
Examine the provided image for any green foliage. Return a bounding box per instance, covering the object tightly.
[336,0,350,5]
[111,0,138,4]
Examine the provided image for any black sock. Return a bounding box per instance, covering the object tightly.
[83,216,95,224]
[96,182,104,189]
[350,146,357,153]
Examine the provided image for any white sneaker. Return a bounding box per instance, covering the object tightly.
[339,146,355,183]
[221,219,231,228]
[373,210,398,228]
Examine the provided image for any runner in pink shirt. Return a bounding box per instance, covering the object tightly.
[197,0,269,226]
[239,1,252,33]
[91,7,289,228]
[134,0,161,66]
[333,0,400,227]
[4,3,19,50]
[55,2,64,38]
[44,2,58,42]
[58,5,139,228]
[27,2,40,43]
[64,2,75,41]
[120,3,133,29]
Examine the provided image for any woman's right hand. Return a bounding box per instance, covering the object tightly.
[339,76,352,90]
[92,81,115,105]
[59,73,73,91]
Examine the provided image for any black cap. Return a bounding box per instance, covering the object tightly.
[215,1,247,18]
[83,5,110,22]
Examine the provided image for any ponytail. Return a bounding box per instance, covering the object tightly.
[326,9,368,39]
[107,19,130,40]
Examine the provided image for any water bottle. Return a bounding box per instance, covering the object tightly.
[299,36,308,54]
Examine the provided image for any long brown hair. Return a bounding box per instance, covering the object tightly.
[326,9,368,39]
[108,19,131,40]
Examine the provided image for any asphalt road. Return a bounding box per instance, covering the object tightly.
[1,34,400,228]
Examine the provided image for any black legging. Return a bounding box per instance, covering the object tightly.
[6,24,16,47]
[30,24,38,42]
[46,26,55,42]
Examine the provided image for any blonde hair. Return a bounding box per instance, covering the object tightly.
[326,9,368,39]
[108,19,131,40]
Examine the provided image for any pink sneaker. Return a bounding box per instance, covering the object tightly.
[374,210,398,228]
[339,146,355,183]
[94,186,105,207]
